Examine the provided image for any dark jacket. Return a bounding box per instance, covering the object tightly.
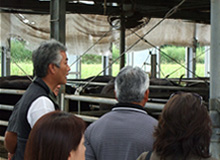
[12,77,59,160]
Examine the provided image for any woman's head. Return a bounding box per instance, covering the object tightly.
[153,92,212,159]
[25,111,86,160]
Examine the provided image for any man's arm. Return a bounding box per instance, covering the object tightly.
[27,96,55,128]
[5,103,19,155]
[4,131,17,154]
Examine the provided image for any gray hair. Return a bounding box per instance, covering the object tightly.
[32,39,67,77]
[114,66,149,103]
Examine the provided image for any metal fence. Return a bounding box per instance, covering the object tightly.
[0,88,165,141]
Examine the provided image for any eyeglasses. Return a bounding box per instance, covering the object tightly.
[169,92,203,106]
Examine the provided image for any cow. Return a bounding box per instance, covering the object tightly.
[98,77,210,110]
[0,75,116,137]
[0,75,210,136]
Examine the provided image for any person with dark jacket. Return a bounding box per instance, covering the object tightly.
[4,85,61,160]
[4,39,70,160]
[85,66,158,160]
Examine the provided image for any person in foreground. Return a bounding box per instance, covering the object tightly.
[137,92,218,160]
[4,85,61,160]
[4,39,70,160]
[24,111,86,160]
[85,66,158,160]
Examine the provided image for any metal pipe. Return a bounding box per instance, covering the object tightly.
[210,0,220,158]
[65,94,117,104]
[149,85,208,92]
[78,100,81,114]
[185,47,194,78]
[1,46,6,76]
[0,136,4,141]
[67,81,108,86]
[64,94,164,111]
[0,89,25,95]
[0,120,8,126]
[151,54,157,78]
[66,82,209,91]
[120,14,125,69]
[168,78,209,83]
[50,0,66,44]
[109,42,113,76]
[50,0,66,107]
[60,93,65,111]
[0,104,13,111]
[75,114,99,122]
[1,38,11,77]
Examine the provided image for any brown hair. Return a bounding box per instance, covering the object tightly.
[24,111,86,160]
[153,92,212,160]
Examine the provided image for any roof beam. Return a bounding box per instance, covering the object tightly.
[0,0,210,24]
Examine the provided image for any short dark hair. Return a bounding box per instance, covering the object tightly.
[24,111,86,160]
[32,39,67,77]
[153,92,212,160]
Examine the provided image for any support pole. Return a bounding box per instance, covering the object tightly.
[156,47,161,78]
[210,0,220,159]
[50,0,66,108]
[1,14,10,77]
[50,0,66,44]
[151,54,157,78]
[120,14,125,69]
[204,46,210,77]
[108,42,113,76]
[1,46,7,76]
[185,24,197,78]
[102,56,109,75]
[1,41,11,76]
[192,24,197,78]
[6,39,11,76]
[185,47,194,78]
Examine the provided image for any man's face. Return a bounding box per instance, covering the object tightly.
[55,51,70,84]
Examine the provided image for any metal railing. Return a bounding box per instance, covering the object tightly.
[0,87,166,143]
[0,88,165,126]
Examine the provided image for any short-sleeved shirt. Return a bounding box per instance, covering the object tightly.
[7,96,54,132]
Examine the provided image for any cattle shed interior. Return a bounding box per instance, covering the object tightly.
[0,0,220,159]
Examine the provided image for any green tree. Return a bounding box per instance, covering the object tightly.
[160,45,185,64]
[81,54,102,64]
[160,45,205,64]
[81,44,120,64]
[112,44,120,64]
[11,39,32,62]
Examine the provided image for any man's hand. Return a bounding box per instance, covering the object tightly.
[8,152,14,160]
